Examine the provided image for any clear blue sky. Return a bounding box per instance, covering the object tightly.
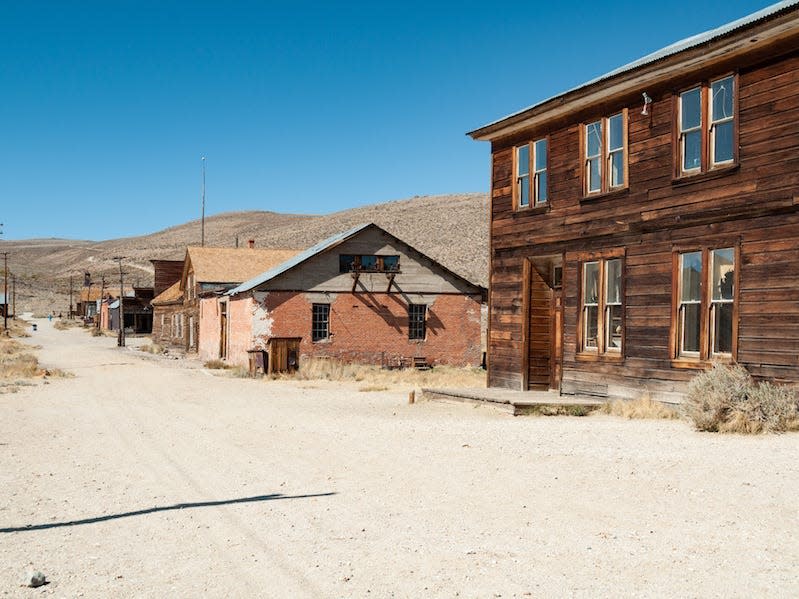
[0,0,773,240]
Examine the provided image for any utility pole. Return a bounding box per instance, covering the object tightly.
[201,156,206,247]
[69,276,73,319]
[99,275,106,329]
[2,252,8,332]
[114,257,125,346]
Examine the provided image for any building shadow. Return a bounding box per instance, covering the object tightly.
[0,491,336,533]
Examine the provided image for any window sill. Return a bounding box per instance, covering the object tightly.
[670,355,733,370]
[672,163,739,187]
[514,203,550,216]
[580,187,629,204]
[575,352,623,363]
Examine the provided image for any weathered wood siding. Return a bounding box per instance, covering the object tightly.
[487,49,799,396]
[262,226,479,295]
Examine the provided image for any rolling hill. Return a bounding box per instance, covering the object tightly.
[1,193,489,316]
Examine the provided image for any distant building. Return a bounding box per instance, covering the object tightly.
[150,243,299,352]
[214,223,486,373]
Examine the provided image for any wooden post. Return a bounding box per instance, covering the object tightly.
[408,390,415,404]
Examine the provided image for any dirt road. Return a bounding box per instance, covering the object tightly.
[1,320,798,597]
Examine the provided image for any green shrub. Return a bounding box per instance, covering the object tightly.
[684,363,799,433]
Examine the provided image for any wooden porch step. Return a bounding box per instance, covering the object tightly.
[421,387,606,417]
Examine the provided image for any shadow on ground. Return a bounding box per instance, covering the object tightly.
[0,492,336,533]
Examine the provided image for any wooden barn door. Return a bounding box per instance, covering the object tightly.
[526,264,553,389]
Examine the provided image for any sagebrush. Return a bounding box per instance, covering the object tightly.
[684,363,799,434]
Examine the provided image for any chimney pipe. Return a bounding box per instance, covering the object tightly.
[248,239,255,249]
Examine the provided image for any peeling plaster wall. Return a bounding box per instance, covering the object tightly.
[250,291,274,350]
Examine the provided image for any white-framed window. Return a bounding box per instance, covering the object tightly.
[584,111,627,195]
[408,304,427,340]
[677,75,736,176]
[312,303,330,342]
[514,138,548,209]
[580,257,623,355]
[674,247,736,361]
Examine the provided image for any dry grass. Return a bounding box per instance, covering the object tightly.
[0,336,43,392]
[140,343,165,355]
[53,319,80,330]
[204,359,230,370]
[599,396,680,420]
[279,357,485,389]
[685,363,799,434]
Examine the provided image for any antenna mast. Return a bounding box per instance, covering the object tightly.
[201,156,206,247]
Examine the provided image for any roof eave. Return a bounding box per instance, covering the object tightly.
[468,4,799,142]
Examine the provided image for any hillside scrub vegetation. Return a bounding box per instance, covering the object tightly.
[684,363,799,434]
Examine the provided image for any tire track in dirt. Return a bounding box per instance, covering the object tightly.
[91,363,325,597]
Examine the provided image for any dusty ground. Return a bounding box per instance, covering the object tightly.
[1,320,798,598]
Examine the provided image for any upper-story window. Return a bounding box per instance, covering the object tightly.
[339,255,400,273]
[677,75,736,176]
[514,138,548,209]
[584,111,627,196]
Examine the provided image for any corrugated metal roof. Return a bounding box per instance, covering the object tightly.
[468,0,799,137]
[227,223,372,296]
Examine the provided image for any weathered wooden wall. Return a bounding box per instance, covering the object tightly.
[487,49,799,397]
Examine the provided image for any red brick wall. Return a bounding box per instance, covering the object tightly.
[246,291,482,367]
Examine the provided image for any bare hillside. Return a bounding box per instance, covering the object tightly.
[1,193,488,315]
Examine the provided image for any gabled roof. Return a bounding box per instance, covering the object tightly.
[184,247,300,285]
[468,0,799,141]
[227,223,484,296]
[151,281,183,306]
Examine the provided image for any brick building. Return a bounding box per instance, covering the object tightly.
[152,244,298,351]
[207,223,486,372]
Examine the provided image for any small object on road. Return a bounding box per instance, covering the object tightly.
[32,323,37,331]
[408,390,415,404]
[23,569,47,588]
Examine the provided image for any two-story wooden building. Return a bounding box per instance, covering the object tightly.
[469,2,799,401]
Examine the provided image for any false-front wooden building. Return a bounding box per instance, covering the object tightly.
[469,2,799,401]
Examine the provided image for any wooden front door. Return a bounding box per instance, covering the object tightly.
[527,266,553,389]
[220,303,228,359]
[550,289,563,390]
